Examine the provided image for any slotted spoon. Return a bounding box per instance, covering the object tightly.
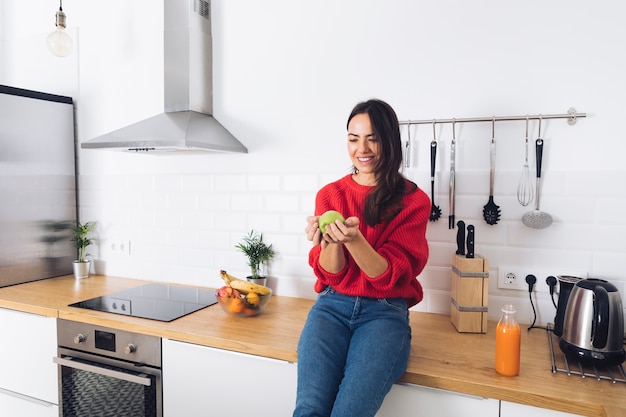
[517,116,534,207]
[523,117,553,229]
[482,118,501,225]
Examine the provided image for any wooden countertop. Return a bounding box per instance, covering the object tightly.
[0,275,623,417]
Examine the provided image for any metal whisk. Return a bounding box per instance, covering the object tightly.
[517,116,534,207]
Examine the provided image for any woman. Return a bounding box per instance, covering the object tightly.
[293,99,430,417]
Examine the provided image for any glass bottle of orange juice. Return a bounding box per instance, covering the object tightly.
[495,304,521,376]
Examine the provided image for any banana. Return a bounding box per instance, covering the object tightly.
[230,279,271,296]
[219,270,271,295]
[219,269,235,285]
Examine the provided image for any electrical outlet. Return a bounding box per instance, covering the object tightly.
[110,240,131,256]
[497,266,566,294]
[504,272,517,285]
[498,268,528,291]
[498,268,590,293]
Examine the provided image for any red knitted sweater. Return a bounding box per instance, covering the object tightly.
[309,174,430,307]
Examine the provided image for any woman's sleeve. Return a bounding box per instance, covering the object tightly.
[308,187,349,286]
[366,189,431,290]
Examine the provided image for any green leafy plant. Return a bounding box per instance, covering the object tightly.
[235,230,276,279]
[71,221,97,262]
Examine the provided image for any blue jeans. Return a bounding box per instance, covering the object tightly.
[293,287,412,417]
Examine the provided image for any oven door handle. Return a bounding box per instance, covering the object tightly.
[53,356,152,386]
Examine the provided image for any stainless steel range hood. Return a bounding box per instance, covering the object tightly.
[81,0,247,153]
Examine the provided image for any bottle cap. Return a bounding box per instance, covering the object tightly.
[501,304,516,314]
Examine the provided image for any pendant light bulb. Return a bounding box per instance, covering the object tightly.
[47,2,73,57]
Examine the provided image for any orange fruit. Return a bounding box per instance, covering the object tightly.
[242,307,257,316]
[245,291,260,307]
[227,297,245,314]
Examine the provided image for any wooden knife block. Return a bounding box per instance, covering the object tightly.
[450,254,489,333]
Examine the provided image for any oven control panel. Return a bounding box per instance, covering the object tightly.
[57,319,161,367]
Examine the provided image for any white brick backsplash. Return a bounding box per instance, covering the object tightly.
[140,190,168,209]
[168,192,198,210]
[214,174,246,192]
[181,209,211,231]
[268,234,302,257]
[182,175,214,192]
[154,175,182,192]
[128,207,154,226]
[127,175,155,191]
[198,192,231,211]
[247,174,281,191]
[154,209,182,229]
[265,193,300,212]
[81,165,626,325]
[299,193,317,213]
[231,192,264,211]
[594,253,626,278]
[283,174,320,192]
[419,266,452,292]
[212,212,249,231]
[197,230,230,249]
[281,214,308,236]
[245,213,282,233]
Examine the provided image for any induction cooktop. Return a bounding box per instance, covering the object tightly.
[69,283,218,322]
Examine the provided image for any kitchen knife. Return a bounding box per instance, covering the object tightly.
[456,220,465,255]
[466,224,475,259]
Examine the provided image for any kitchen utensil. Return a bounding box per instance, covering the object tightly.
[449,119,456,229]
[429,122,442,222]
[517,116,534,207]
[456,220,466,255]
[465,224,475,258]
[482,118,501,225]
[559,278,625,366]
[553,275,583,336]
[522,118,553,229]
[404,123,411,168]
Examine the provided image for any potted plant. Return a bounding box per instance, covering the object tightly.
[235,230,276,286]
[71,221,97,279]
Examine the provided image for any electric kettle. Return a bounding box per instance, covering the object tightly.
[553,275,582,336]
[559,278,625,366]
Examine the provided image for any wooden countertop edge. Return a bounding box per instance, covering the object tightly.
[603,406,624,417]
[0,300,58,318]
[397,373,606,417]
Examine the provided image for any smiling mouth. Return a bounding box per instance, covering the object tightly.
[357,157,374,162]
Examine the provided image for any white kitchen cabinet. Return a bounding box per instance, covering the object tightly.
[162,339,297,416]
[0,389,58,417]
[501,400,583,417]
[0,308,58,413]
[375,383,499,417]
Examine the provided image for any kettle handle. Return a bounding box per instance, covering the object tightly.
[592,285,610,349]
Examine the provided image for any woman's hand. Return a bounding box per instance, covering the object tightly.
[323,216,359,243]
[305,215,322,246]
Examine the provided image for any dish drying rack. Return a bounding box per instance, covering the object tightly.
[546,324,626,384]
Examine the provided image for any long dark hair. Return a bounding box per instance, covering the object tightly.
[347,99,415,226]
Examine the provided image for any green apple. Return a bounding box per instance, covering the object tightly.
[318,210,345,234]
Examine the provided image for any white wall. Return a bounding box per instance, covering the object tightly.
[2,0,625,326]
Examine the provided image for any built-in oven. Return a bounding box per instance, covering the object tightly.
[54,319,162,417]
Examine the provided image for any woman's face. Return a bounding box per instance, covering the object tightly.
[347,113,379,183]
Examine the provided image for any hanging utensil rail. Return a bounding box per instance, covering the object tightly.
[400,108,585,127]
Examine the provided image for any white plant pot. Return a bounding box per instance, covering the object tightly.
[73,260,91,279]
[246,277,267,287]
